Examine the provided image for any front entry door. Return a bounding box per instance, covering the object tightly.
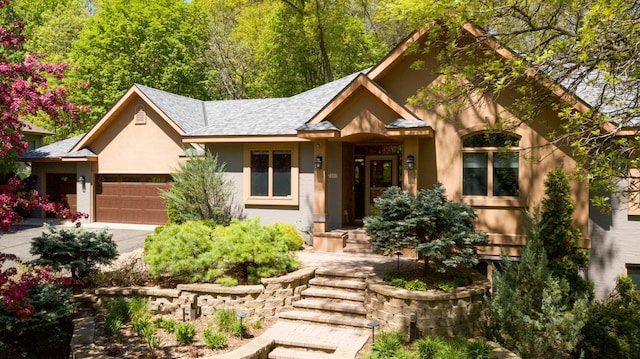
[365,156,398,216]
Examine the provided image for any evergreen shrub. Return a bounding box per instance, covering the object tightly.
[203,329,228,349]
[30,224,118,279]
[143,218,302,283]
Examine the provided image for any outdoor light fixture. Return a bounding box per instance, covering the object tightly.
[78,176,86,185]
[406,155,415,170]
[395,251,403,271]
[367,321,379,342]
[236,311,247,338]
[315,155,323,169]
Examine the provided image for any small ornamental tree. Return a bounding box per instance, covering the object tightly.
[487,211,589,358]
[162,151,238,226]
[540,167,593,301]
[364,184,489,276]
[30,224,118,279]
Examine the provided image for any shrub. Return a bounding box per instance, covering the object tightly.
[214,308,237,332]
[104,313,123,342]
[126,296,149,322]
[30,224,118,279]
[390,277,407,288]
[215,276,238,287]
[154,317,177,333]
[371,331,405,357]
[140,325,161,350]
[487,211,588,358]
[230,320,248,338]
[405,279,428,291]
[269,222,305,250]
[252,320,262,330]
[144,218,302,284]
[174,322,196,344]
[575,275,640,358]
[416,336,447,359]
[162,150,238,225]
[203,329,228,349]
[364,185,488,276]
[383,270,405,282]
[466,340,493,359]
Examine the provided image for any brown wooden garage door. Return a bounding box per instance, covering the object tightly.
[95,175,172,224]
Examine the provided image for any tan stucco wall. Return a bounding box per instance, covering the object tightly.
[88,98,186,174]
[326,45,589,255]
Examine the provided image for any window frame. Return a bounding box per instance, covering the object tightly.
[243,144,299,206]
[462,132,521,199]
[628,169,640,216]
[626,264,640,290]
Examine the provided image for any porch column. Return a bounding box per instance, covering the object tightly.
[403,137,419,196]
[313,139,328,233]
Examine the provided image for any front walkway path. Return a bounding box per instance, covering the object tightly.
[207,321,370,359]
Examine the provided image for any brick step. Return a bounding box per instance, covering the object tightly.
[279,310,369,328]
[345,238,370,245]
[315,268,368,280]
[293,298,366,315]
[342,246,375,254]
[301,287,365,302]
[347,231,370,240]
[268,346,334,359]
[309,277,366,291]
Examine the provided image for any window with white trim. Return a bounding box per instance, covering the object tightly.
[462,132,520,197]
[244,144,299,206]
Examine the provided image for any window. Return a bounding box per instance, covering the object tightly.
[462,132,520,197]
[244,145,298,206]
[627,264,640,290]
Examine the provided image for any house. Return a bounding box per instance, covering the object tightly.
[26,23,629,299]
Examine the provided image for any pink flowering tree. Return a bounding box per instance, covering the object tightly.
[0,1,88,232]
[0,0,88,341]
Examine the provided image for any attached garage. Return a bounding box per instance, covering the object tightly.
[95,175,172,224]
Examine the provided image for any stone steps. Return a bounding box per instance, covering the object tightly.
[279,309,370,328]
[268,346,334,359]
[343,229,374,254]
[293,298,367,315]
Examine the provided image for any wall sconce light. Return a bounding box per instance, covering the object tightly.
[78,176,86,185]
[405,155,415,170]
[315,155,323,169]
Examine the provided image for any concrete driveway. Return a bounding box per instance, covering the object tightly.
[0,219,156,261]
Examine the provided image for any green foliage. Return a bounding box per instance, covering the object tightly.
[30,224,118,279]
[154,317,177,333]
[416,336,447,359]
[140,325,162,350]
[174,322,196,345]
[69,0,211,129]
[405,279,428,291]
[104,313,123,342]
[270,222,305,250]
[214,308,237,332]
[203,329,228,349]
[163,151,237,226]
[465,340,493,359]
[371,330,405,357]
[365,185,488,275]
[575,275,640,358]
[252,320,262,330]
[144,218,301,283]
[540,167,593,302]
[383,270,405,282]
[390,278,407,288]
[0,283,74,358]
[230,320,248,338]
[215,276,238,287]
[487,211,589,358]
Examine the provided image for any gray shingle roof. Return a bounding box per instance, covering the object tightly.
[21,134,95,159]
[135,84,207,133]
[190,71,365,136]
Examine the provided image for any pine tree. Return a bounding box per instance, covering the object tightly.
[540,167,593,301]
[488,211,589,358]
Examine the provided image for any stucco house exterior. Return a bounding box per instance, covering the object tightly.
[22,24,636,299]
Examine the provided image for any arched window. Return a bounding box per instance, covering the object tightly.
[462,132,520,197]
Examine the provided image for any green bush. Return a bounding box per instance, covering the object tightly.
[230,320,248,338]
[215,308,237,332]
[252,320,262,330]
[371,331,405,357]
[269,222,305,250]
[215,276,238,287]
[154,317,177,333]
[203,329,228,349]
[104,313,123,342]
[140,325,161,350]
[405,279,428,291]
[144,218,302,284]
[30,224,118,279]
[174,322,196,345]
[390,278,407,288]
[0,283,74,358]
[575,275,640,358]
[383,270,405,282]
[466,340,493,359]
[416,336,447,359]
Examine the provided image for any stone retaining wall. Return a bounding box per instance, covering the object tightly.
[75,267,315,322]
[365,270,490,338]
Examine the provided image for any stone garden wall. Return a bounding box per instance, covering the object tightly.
[75,267,315,322]
[365,270,491,338]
